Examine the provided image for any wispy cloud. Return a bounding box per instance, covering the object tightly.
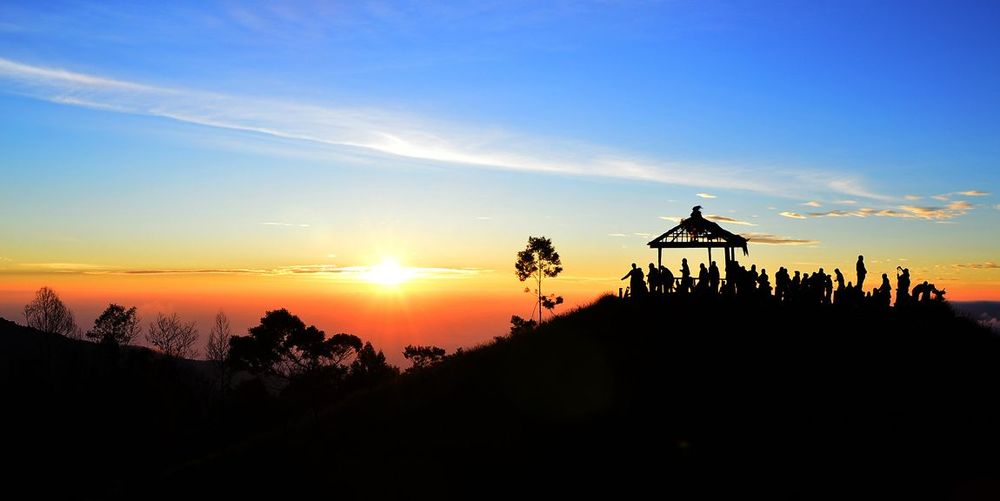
[955,262,999,269]
[801,201,821,207]
[260,222,311,228]
[779,211,806,219]
[904,195,921,201]
[696,193,716,199]
[958,190,990,197]
[801,200,974,221]
[835,200,857,205]
[6,262,484,280]
[705,214,756,226]
[740,232,818,246]
[931,194,950,201]
[0,57,894,199]
[607,233,628,237]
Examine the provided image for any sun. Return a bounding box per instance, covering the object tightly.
[364,258,415,286]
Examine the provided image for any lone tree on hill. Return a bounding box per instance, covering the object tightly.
[403,345,446,372]
[205,310,232,392]
[145,312,199,358]
[23,286,80,338]
[515,236,563,324]
[87,304,141,346]
[228,308,363,380]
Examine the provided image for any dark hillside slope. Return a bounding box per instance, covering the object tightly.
[0,318,227,497]
[149,296,1000,499]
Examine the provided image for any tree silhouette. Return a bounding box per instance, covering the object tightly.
[86,304,140,346]
[205,310,232,393]
[403,345,446,372]
[229,308,363,380]
[23,286,80,338]
[146,312,199,358]
[515,236,563,323]
[349,342,399,387]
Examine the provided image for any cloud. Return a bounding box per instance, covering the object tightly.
[0,57,895,199]
[803,201,973,221]
[5,263,484,279]
[607,233,628,237]
[995,204,1000,210]
[705,214,757,226]
[801,201,821,207]
[834,200,857,205]
[904,195,921,201]
[955,262,999,269]
[740,232,819,246]
[260,222,311,228]
[931,194,950,201]
[779,211,806,219]
[696,193,716,199]
[659,216,683,224]
[958,190,990,197]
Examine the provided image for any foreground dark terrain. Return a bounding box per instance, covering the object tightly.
[4,296,1000,499]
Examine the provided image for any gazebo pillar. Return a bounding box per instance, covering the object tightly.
[657,247,662,268]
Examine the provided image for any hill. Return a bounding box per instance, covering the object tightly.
[116,295,1000,500]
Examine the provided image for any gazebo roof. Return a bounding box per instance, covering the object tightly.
[647,206,749,255]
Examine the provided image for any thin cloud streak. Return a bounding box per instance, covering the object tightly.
[4,263,485,280]
[740,232,819,246]
[0,57,892,199]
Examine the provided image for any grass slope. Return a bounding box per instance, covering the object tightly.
[145,296,1000,499]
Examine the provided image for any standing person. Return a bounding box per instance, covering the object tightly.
[660,265,675,294]
[856,255,867,291]
[647,263,660,294]
[680,258,691,293]
[621,263,645,298]
[708,261,720,294]
[895,267,911,306]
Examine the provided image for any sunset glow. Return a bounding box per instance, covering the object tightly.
[364,258,415,287]
[0,1,998,360]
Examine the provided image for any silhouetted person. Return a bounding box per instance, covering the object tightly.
[708,261,720,294]
[660,265,675,294]
[691,205,703,218]
[823,274,833,304]
[647,263,660,294]
[856,255,867,291]
[834,268,845,291]
[879,273,892,306]
[697,263,709,293]
[621,263,645,298]
[896,267,911,306]
[680,258,692,293]
[758,268,771,296]
[914,281,935,302]
[791,271,801,300]
[775,267,789,302]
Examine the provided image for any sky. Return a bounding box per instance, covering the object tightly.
[1,1,998,361]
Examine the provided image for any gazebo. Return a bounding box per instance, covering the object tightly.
[647,206,749,269]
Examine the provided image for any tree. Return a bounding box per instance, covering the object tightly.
[348,342,399,387]
[205,310,232,392]
[403,345,446,372]
[87,304,141,346]
[228,308,363,380]
[515,236,563,323]
[145,312,199,358]
[23,286,80,338]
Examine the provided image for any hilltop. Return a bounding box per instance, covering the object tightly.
[111,295,1000,499]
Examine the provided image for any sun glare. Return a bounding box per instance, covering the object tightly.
[365,258,415,286]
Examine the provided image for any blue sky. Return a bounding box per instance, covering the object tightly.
[1,0,999,300]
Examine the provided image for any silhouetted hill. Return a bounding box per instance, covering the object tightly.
[127,297,1000,500]
[0,317,232,497]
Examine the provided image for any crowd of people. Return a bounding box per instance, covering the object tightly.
[621,254,945,307]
